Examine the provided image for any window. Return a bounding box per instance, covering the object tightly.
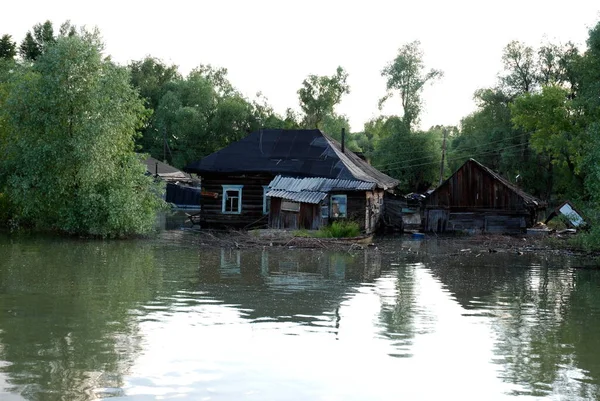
[330,195,347,218]
[321,204,329,218]
[222,185,243,214]
[281,200,300,212]
[263,186,271,215]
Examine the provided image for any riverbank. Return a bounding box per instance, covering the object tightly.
[186,227,598,258]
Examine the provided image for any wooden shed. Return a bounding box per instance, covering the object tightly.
[184,129,398,230]
[424,159,544,234]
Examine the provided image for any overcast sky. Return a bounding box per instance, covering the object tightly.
[3,0,600,131]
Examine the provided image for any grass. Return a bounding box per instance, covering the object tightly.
[314,221,361,238]
[292,220,362,239]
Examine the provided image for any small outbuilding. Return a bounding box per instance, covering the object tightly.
[143,156,201,209]
[424,159,544,234]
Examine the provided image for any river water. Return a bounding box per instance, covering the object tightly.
[1,224,600,400]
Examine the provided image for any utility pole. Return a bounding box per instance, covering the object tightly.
[438,128,448,186]
[163,127,167,163]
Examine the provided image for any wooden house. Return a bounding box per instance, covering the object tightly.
[424,159,544,234]
[184,129,398,232]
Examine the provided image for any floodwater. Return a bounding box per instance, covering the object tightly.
[1,222,600,400]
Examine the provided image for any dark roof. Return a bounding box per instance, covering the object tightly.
[184,129,399,190]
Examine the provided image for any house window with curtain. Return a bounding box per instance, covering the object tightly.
[330,194,347,218]
[263,186,270,215]
[222,185,243,214]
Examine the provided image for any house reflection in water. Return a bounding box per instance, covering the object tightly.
[200,248,383,329]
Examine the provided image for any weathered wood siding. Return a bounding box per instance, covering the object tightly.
[425,160,536,233]
[269,198,321,230]
[269,190,379,233]
[329,191,366,231]
[365,189,384,234]
[426,209,528,234]
[200,173,272,228]
[427,161,527,211]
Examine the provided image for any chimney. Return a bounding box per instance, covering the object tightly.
[341,128,345,153]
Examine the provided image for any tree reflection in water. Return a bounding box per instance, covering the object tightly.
[0,236,163,400]
[426,250,600,398]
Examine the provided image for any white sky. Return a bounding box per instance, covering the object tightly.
[3,0,600,131]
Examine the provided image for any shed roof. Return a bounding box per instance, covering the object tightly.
[143,156,192,183]
[266,175,375,204]
[184,129,398,190]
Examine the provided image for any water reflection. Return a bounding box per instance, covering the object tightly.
[0,236,163,400]
[191,248,383,336]
[426,249,600,399]
[2,231,600,400]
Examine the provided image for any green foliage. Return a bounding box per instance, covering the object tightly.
[380,41,443,129]
[1,33,164,237]
[511,85,586,199]
[0,35,16,60]
[0,192,15,226]
[18,20,57,61]
[370,116,442,192]
[500,41,537,95]
[18,32,41,61]
[297,66,349,129]
[129,60,284,168]
[129,56,181,111]
[315,220,361,238]
[319,113,362,150]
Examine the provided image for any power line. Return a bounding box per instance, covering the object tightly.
[373,141,529,171]
[371,133,530,170]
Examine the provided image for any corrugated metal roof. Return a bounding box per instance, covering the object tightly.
[265,175,375,204]
[266,190,327,204]
[269,175,375,192]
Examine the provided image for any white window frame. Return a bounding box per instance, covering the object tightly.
[221,185,243,214]
[330,194,347,218]
[263,186,270,215]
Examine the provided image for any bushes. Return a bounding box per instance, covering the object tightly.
[0,192,13,227]
[315,220,361,238]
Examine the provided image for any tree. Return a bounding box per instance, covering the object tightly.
[0,34,16,60]
[297,66,349,129]
[129,57,180,111]
[369,116,442,192]
[511,85,585,199]
[19,32,41,61]
[500,41,537,96]
[380,41,443,130]
[19,20,57,61]
[128,57,181,153]
[1,32,164,236]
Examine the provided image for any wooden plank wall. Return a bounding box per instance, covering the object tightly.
[427,161,527,211]
[270,191,371,232]
[426,209,527,234]
[269,199,320,230]
[200,173,272,228]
